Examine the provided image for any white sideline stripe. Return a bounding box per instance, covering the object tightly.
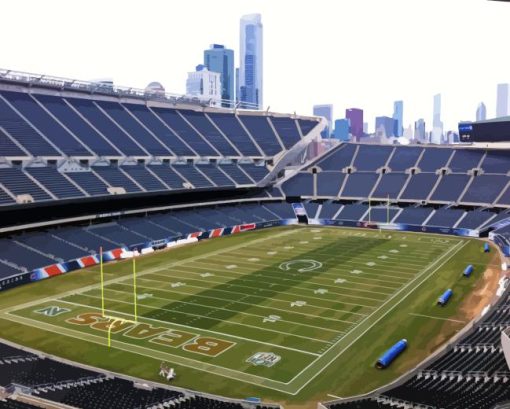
[170,264,394,298]
[82,287,347,333]
[136,276,377,311]
[63,294,336,343]
[0,228,302,315]
[102,281,366,322]
[289,240,468,395]
[148,270,387,304]
[409,313,467,324]
[52,299,323,356]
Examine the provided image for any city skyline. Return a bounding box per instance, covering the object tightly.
[1,0,509,131]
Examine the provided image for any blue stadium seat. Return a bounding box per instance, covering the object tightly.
[92,166,143,193]
[352,145,393,171]
[316,144,357,171]
[340,173,379,198]
[0,97,60,156]
[0,128,26,157]
[429,174,471,202]
[25,167,84,199]
[123,103,195,156]
[120,165,167,191]
[318,202,342,219]
[417,148,453,171]
[34,94,121,156]
[387,146,423,171]
[238,115,283,156]
[208,113,261,156]
[425,208,465,227]
[171,164,214,188]
[95,100,172,156]
[180,110,238,156]
[0,239,55,270]
[317,172,345,197]
[393,207,434,225]
[0,187,14,206]
[263,202,295,219]
[0,168,52,201]
[449,149,484,172]
[239,163,269,182]
[66,98,147,156]
[362,207,399,223]
[195,164,235,187]
[282,173,313,196]
[269,117,301,149]
[399,173,439,200]
[481,151,510,174]
[65,171,110,196]
[371,173,408,199]
[461,175,509,204]
[456,210,496,230]
[297,118,319,135]
[146,165,186,189]
[1,91,90,156]
[218,164,254,185]
[335,204,368,221]
[151,107,218,156]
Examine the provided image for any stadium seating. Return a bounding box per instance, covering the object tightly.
[269,117,301,149]
[238,115,283,156]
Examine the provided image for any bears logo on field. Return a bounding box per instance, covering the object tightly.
[246,352,281,367]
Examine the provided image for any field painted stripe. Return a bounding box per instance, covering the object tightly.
[59,295,335,346]
[286,240,468,395]
[409,313,467,324]
[169,265,393,298]
[46,299,324,357]
[0,228,302,315]
[139,275,379,310]
[1,313,306,387]
[147,270,386,304]
[135,276,373,315]
[83,288,347,333]
[103,282,365,323]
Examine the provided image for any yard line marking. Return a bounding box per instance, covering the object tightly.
[51,299,324,356]
[409,313,467,324]
[0,228,303,315]
[173,264,394,297]
[103,282,365,322]
[134,276,374,315]
[62,294,337,343]
[288,240,467,395]
[148,270,387,303]
[88,287,349,332]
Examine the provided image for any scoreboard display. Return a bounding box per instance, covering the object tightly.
[459,119,510,143]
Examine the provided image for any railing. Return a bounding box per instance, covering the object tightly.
[0,67,260,111]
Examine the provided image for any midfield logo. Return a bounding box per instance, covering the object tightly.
[34,306,71,317]
[246,352,281,367]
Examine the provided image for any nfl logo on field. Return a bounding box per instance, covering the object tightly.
[246,352,281,368]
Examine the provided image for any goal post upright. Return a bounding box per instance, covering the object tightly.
[133,256,138,323]
[100,246,105,317]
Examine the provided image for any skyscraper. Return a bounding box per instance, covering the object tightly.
[239,14,263,109]
[414,119,426,142]
[186,65,221,106]
[392,100,403,137]
[333,119,350,141]
[431,94,443,144]
[476,102,487,121]
[496,84,509,118]
[313,104,333,138]
[375,116,396,138]
[204,44,234,107]
[346,108,363,139]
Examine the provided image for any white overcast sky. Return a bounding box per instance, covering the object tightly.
[1,0,509,132]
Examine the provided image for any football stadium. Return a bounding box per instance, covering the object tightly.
[2,2,510,408]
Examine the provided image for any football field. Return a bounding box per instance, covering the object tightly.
[0,225,493,402]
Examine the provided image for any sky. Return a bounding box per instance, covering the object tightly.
[1,0,509,132]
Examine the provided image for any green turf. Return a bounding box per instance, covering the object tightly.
[0,226,495,406]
